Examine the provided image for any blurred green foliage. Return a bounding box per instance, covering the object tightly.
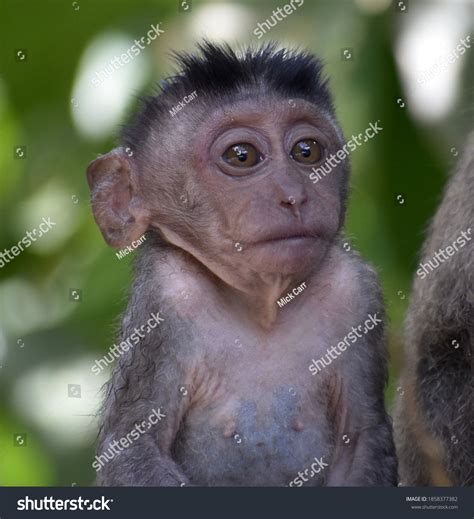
[0,0,472,485]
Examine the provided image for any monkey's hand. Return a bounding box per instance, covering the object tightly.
[96,431,190,487]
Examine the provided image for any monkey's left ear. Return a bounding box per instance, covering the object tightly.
[86,147,150,248]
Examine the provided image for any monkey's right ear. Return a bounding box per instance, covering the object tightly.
[86,148,150,248]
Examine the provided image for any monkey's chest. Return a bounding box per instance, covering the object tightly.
[174,384,332,486]
[170,296,354,486]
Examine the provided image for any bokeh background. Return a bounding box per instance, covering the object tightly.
[0,0,472,486]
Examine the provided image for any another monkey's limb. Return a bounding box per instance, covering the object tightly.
[395,136,474,486]
[396,332,473,486]
[417,331,473,486]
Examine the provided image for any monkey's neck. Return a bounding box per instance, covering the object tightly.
[140,240,328,331]
[217,272,310,329]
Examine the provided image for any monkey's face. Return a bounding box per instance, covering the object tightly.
[155,97,348,280]
[87,97,348,289]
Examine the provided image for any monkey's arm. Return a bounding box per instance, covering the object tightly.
[96,353,192,487]
[97,424,188,487]
[326,300,397,486]
[325,375,398,486]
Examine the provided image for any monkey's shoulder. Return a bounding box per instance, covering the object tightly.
[311,246,386,360]
[314,244,384,319]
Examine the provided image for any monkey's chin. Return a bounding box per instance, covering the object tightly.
[248,236,325,275]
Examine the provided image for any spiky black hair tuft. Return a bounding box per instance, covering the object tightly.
[122,41,334,151]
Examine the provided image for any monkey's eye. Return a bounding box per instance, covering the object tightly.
[223,143,261,168]
[290,139,322,164]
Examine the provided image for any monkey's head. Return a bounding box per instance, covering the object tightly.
[87,42,349,289]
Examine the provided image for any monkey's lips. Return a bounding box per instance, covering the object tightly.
[250,232,319,249]
[243,230,324,273]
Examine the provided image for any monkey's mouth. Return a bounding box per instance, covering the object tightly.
[253,232,318,245]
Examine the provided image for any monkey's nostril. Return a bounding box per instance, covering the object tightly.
[281,194,307,210]
[281,196,297,207]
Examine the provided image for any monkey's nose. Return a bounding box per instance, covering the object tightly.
[280,194,307,217]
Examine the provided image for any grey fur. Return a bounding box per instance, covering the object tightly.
[395,134,474,486]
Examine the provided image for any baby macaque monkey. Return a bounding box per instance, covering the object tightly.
[87,42,397,486]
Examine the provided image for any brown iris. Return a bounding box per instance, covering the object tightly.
[223,143,261,168]
[290,139,322,164]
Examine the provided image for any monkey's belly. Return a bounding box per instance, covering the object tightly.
[174,387,332,486]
